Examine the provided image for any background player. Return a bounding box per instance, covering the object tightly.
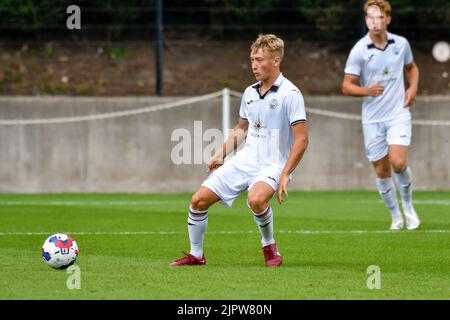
[342,0,420,230]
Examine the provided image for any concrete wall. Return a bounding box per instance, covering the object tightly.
[0,95,449,193]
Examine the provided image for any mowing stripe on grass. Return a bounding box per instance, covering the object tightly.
[0,229,449,236]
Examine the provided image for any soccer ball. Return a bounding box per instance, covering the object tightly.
[41,233,78,269]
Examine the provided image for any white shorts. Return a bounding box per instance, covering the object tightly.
[362,117,412,162]
[201,156,282,207]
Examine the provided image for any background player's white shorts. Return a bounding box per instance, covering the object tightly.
[201,156,282,207]
[362,116,412,162]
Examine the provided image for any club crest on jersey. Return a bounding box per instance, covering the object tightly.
[269,99,278,109]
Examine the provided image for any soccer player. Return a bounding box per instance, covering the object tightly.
[170,34,309,267]
[342,0,420,230]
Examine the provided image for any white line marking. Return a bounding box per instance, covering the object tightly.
[0,201,187,206]
[359,200,450,206]
[1,199,449,207]
[0,230,448,236]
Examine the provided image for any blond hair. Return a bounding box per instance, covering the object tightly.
[364,0,392,16]
[251,34,284,61]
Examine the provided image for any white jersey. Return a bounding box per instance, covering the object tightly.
[345,32,414,124]
[236,73,306,169]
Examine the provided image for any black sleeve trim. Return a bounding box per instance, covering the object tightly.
[345,73,360,78]
[240,117,248,121]
[291,119,307,127]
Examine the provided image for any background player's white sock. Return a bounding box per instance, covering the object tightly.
[252,206,275,247]
[394,166,413,211]
[376,178,402,220]
[188,205,208,259]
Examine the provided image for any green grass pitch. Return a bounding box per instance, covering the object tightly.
[0,191,449,300]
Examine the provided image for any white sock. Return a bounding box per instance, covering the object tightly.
[394,166,413,211]
[252,206,275,247]
[188,205,208,259]
[375,178,402,220]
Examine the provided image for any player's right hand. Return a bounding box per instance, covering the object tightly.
[207,154,224,173]
[368,83,385,97]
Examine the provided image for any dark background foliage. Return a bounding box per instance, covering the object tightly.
[0,0,448,46]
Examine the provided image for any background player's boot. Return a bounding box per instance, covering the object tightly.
[262,243,282,267]
[390,217,404,230]
[404,207,420,230]
[170,251,206,266]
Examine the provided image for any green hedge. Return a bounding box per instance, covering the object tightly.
[0,0,448,42]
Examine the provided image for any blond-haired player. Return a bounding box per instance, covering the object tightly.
[171,34,308,267]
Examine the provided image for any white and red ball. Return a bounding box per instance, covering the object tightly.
[41,234,78,269]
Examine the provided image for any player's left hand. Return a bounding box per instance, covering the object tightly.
[404,87,417,107]
[277,173,290,205]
